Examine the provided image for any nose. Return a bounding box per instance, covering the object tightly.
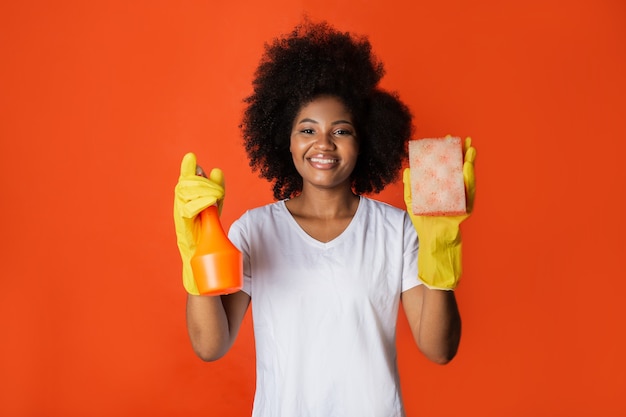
[314,132,336,150]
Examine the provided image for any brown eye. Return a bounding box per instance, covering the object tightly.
[334,129,352,136]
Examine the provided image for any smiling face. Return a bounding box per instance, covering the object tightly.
[289,96,359,194]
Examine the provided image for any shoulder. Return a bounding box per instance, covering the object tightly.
[228,200,294,254]
[238,200,285,219]
[358,196,415,238]
[360,196,407,219]
[230,200,286,233]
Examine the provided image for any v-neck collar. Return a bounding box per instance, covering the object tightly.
[279,196,363,249]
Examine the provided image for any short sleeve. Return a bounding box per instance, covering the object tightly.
[228,215,252,296]
[401,212,421,292]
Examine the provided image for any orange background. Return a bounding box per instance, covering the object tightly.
[1,1,625,416]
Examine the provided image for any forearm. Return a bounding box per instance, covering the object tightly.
[416,288,461,364]
[186,294,232,361]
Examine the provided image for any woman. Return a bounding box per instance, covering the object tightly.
[174,20,475,416]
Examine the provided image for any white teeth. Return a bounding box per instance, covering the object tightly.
[310,158,337,164]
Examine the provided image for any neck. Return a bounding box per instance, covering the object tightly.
[287,185,359,220]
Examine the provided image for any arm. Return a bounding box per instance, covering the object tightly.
[401,286,461,364]
[400,137,476,363]
[174,152,251,360]
[186,291,250,361]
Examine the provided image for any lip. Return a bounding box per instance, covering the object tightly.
[307,154,339,169]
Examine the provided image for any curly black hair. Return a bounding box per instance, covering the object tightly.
[241,20,413,200]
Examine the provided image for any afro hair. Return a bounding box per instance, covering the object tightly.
[241,19,413,200]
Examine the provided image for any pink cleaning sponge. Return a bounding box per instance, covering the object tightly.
[408,136,467,216]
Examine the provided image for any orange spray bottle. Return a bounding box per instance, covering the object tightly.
[190,205,243,295]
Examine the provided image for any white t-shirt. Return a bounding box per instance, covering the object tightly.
[228,196,420,417]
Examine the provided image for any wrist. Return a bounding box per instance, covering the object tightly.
[417,240,463,290]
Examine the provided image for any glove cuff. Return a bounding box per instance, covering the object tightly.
[417,239,463,290]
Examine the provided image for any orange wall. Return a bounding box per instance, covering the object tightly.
[1,1,625,416]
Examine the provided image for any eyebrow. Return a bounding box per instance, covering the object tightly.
[296,118,354,125]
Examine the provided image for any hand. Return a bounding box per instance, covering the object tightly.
[174,152,225,294]
[403,137,476,290]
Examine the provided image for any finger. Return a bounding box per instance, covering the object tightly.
[182,196,219,218]
[209,168,225,188]
[463,137,476,164]
[177,178,225,218]
[463,137,472,152]
[180,152,197,178]
[465,147,476,164]
[176,177,224,200]
[463,160,476,213]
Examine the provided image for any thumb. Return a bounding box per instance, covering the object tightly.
[179,152,197,178]
[463,137,476,164]
[462,142,476,213]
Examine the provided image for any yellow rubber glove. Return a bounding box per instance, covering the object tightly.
[174,152,225,295]
[403,137,476,290]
